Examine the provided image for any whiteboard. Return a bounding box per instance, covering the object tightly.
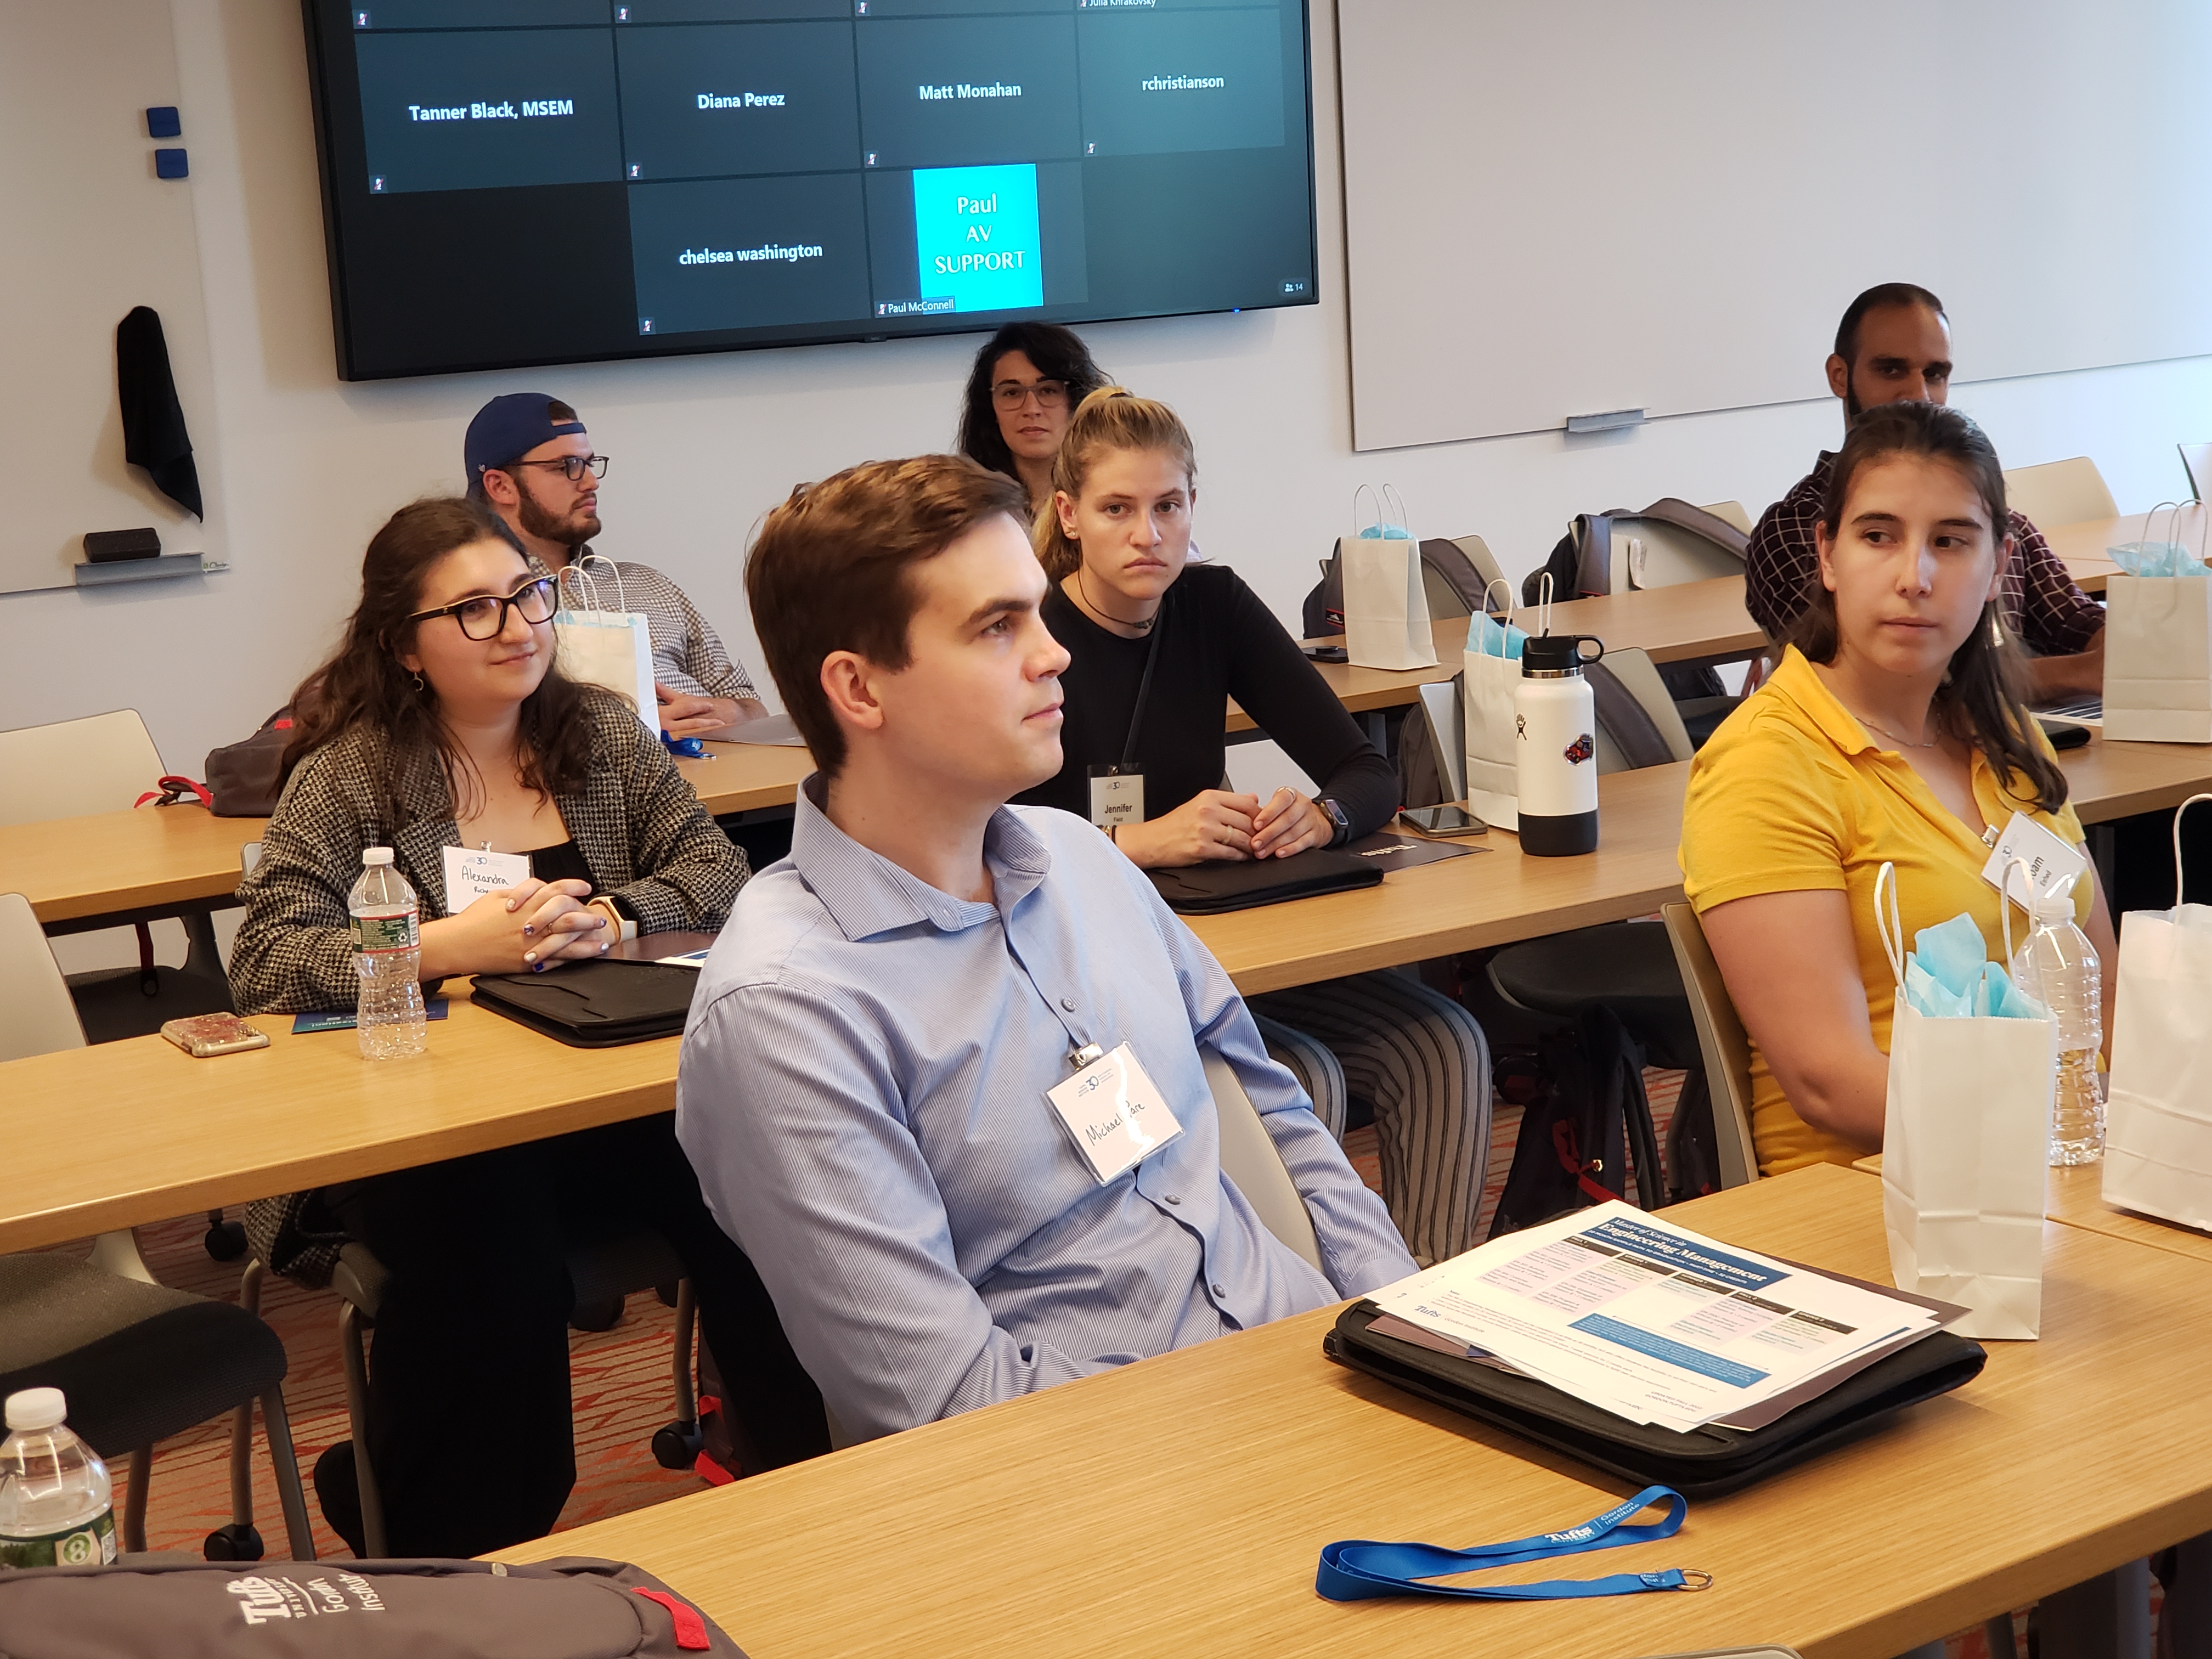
[1340,0,2212,452]
[1,0,222,592]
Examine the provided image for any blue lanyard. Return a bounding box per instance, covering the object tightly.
[1316,1485,1711,1602]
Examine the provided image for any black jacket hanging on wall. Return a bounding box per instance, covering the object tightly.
[116,304,202,519]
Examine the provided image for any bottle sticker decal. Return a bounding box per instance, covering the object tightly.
[1564,733,1595,764]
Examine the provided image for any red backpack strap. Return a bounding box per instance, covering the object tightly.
[135,775,213,809]
[632,1588,712,1652]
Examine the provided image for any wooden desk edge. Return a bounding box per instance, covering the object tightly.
[1220,879,1687,995]
[0,1071,678,1255]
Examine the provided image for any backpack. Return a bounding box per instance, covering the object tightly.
[0,1555,747,1658]
[1520,498,1748,607]
[1523,500,1750,709]
[1488,1003,1667,1238]
[203,709,295,817]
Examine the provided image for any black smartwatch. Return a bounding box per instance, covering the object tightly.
[1318,797,1351,847]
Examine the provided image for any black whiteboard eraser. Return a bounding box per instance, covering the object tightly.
[83,527,163,562]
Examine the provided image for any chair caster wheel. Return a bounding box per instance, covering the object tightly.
[651,1420,704,1471]
[204,1522,264,1561]
[570,1294,624,1333]
[205,1221,249,1262]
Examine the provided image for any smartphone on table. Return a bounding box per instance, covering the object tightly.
[1399,804,1488,838]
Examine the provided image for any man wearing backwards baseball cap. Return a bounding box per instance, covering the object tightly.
[465,392,766,739]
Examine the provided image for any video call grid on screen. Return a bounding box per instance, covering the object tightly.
[308,0,1319,377]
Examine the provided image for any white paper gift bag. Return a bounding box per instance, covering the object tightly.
[1876,862,2055,1339]
[553,561,658,734]
[1460,577,1545,832]
[1339,486,1438,672]
[2103,511,2212,743]
[2104,794,2212,1227]
[2103,575,2212,743]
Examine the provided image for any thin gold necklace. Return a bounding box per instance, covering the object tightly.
[1847,704,1940,751]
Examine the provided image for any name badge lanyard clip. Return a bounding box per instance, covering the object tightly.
[1315,1485,1709,1602]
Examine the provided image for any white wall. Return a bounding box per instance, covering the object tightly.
[3,0,2208,779]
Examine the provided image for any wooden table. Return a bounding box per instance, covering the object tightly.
[2043,1162,2212,1267]
[0,980,686,1254]
[2,804,265,930]
[1197,763,1691,995]
[499,1162,2212,1659]
[2044,503,2212,595]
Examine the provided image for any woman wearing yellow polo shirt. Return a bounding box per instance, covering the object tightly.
[1680,400,2117,1175]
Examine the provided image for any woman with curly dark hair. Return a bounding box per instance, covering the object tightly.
[232,496,826,1560]
[955,321,1109,514]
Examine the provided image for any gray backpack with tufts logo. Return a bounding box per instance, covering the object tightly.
[0,1555,748,1658]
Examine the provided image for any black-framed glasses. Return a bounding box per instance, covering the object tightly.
[991,380,1066,411]
[408,577,558,640]
[506,454,610,482]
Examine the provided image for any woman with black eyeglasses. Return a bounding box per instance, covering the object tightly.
[955,321,1109,514]
[230,496,827,1560]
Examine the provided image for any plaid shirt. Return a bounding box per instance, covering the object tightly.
[530,549,759,703]
[1745,452,2106,655]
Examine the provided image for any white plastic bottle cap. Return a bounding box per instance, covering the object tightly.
[5,1387,67,1431]
[363,847,395,867]
[2034,889,2074,924]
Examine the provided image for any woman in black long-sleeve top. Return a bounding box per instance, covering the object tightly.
[1015,390,1492,1266]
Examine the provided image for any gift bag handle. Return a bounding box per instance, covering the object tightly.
[558,551,629,616]
[1875,861,1905,989]
[1352,484,1411,541]
[2000,856,2036,966]
[2174,793,2212,902]
[1476,575,1551,654]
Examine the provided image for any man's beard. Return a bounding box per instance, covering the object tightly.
[517,487,601,551]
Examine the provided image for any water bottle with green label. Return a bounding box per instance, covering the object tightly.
[350,847,426,1059]
[0,1388,117,1568]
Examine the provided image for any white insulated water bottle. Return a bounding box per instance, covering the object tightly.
[1515,634,1604,856]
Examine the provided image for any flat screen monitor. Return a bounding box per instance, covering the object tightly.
[301,0,1319,380]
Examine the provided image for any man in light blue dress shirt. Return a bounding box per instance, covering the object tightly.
[676,454,1417,1443]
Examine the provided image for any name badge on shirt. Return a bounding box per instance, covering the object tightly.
[443,844,533,909]
[1046,1042,1183,1185]
[1979,810,2087,906]
[1088,765,1144,832]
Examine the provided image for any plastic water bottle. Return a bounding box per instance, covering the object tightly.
[349,847,426,1060]
[2010,885,2104,1166]
[0,1388,117,1567]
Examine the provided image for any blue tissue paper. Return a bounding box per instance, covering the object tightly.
[1901,910,2047,1020]
[1469,612,1527,660]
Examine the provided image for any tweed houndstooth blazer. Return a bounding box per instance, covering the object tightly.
[232,687,744,1284]
[229,685,746,1016]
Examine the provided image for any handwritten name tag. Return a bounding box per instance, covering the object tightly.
[1979,810,2087,906]
[1045,1041,1183,1185]
[442,845,533,909]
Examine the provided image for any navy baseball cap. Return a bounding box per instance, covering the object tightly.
[464,393,586,492]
